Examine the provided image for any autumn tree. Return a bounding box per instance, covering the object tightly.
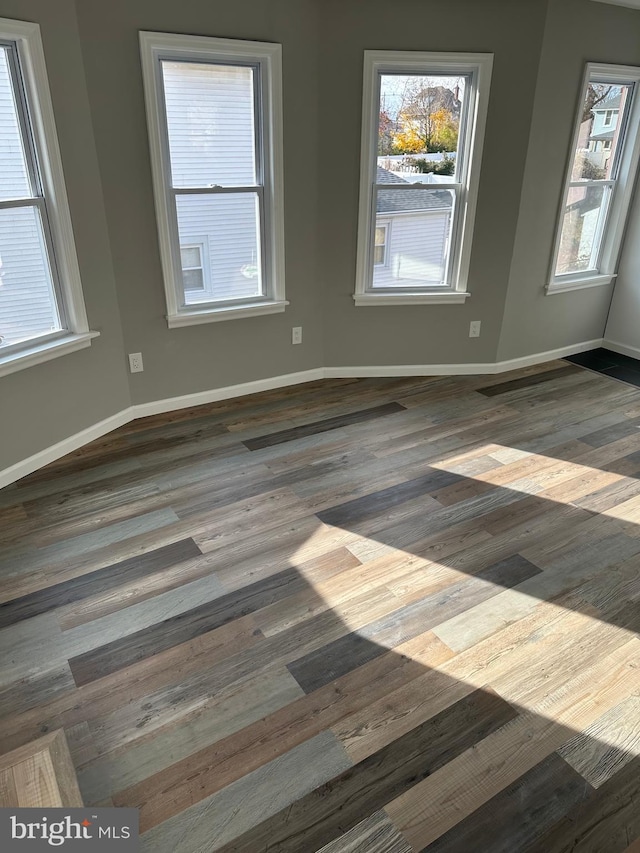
[391,81,461,154]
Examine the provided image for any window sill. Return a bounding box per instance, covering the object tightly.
[0,331,100,379]
[167,300,289,328]
[353,291,470,306]
[546,274,616,295]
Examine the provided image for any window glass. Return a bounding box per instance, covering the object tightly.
[0,43,65,351]
[555,79,634,279]
[162,61,257,189]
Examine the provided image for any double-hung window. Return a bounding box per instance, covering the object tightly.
[139,32,286,327]
[355,51,493,305]
[0,18,93,376]
[549,63,640,293]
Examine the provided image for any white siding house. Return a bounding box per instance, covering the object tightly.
[0,47,59,347]
[162,61,262,304]
[373,167,452,288]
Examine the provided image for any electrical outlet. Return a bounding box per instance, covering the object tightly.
[292,326,302,345]
[469,321,481,338]
[128,352,144,373]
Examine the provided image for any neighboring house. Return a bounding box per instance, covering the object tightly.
[588,92,622,171]
[374,166,452,288]
[162,61,262,305]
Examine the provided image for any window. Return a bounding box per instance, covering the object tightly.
[0,18,94,376]
[355,51,493,305]
[139,32,286,327]
[549,63,640,293]
[180,243,207,292]
[374,224,388,266]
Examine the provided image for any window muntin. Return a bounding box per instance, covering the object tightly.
[549,64,640,291]
[355,52,493,303]
[140,33,285,325]
[0,41,65,352]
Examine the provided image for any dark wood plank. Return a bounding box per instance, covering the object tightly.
[421,753,593,852]
[242,402,406,451]
[287,555,541,694]
[316,469,465,528]
[526,756,640,853]
[0,665,76,717]
[214,689,517,853]
[68,565,313,686]
[476,365,581,397]
[579,417,640,449]
[0,538,202,629]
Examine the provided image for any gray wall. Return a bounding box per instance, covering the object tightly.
[604,178,640,353]
[319,0,548,367]
[3,0,640,475]
[0,0,130,472]
[75,0,325,406]
[497,0,640,361]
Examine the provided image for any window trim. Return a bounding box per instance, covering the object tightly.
[0,17,95,372]
[354,50,493,306]
[139,31,287,327]
[547,62,640,294]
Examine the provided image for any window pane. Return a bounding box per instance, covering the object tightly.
[175,192,262,304]
[377,73,466,181]
[0,47,32,201]
[571,82,633,181]
[162,60,257,188]
[182,267,204,290]
[556,184,610,276]
[373,188,454,288]
[0,205,61,347]
[180,246,201,268]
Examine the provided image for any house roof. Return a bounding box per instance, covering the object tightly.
[376,167,452,214]
[590,129,615,141]
[592,93,622,113]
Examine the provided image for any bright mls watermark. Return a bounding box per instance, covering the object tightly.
[0,809,138,850]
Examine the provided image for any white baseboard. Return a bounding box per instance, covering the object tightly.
[602,338,640,360]
[131,368,326,419]
[0,339,604,488]
[493,338,604,372]
[324,339,605,378]
[0,369,325,489]
[0,408,134,490]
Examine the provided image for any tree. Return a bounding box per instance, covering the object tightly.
[378,108,395,155]
[392,80,461,154]
[582,83,613,122]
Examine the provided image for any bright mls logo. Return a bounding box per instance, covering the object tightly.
[0,808,138,850]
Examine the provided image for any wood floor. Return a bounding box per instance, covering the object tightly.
[1,361,640,851]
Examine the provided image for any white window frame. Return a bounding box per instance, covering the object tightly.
[139,32,286,328]
[0,18,96,379]
[354,50,493,306]
[548,62,640,295]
